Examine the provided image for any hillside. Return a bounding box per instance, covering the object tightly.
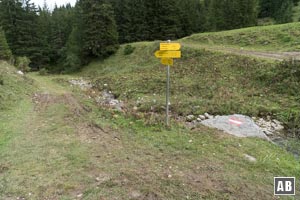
[0,61,34,110]
[181,22,300,52]
[80,41,300,130]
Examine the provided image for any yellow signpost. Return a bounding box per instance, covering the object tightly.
[154,41,182,127]
[161,58,173,66]
[154,50,181,58]
[160,43,181,51]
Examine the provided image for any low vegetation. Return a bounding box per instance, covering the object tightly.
[0,70,299,199]
[0,61,34,110]
[80,41,300,133]
[182,22,300,52]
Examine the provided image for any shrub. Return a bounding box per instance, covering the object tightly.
[39,68,48,76]
[123,45,135,55]
[16,56,31,72]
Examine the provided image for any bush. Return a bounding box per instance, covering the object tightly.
[16,56,31,72]
[39,68,48,76]
[123,45,135,55]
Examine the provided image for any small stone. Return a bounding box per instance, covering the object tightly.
[168,174,172,178]
[204,113,210,119]
[199,115,206,120]
[130,191,142,199]
[264,130,273,136]
[186,115,195,122]
[274,124,284,131]
[244,154,257,163]
[113,114,119,119]
[77,193,83,198]
[188,140,193,143]
[196,118,202,122]
[17,70,24,75]
[133,106,138,111]
[272,119,280,124]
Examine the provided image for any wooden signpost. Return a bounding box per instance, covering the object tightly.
[154,41,181,127]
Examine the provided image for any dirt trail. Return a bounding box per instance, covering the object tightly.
[183,43,300,61]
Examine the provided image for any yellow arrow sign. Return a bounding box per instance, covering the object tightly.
[155,50,181,58]
[160,43,181,51]
[161,58,173,66]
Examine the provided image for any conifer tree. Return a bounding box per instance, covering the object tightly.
[112,0,132,43]
[259,0,293,23]
[79,0,119,58]
[0,27,12,61]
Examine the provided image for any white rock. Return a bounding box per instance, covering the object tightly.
[204,113,210,119]
[196,118,202,122]
[272,119,281,125]
[186,115,195,122]
[201,114,269,139]
[17,70,24,75]
[244,154,257,163]
[199,115,206,120]
[109,99,119,106]
[274,124,284,131]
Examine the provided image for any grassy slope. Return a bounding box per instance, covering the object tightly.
[0,61,35,110]
[181,22,300,52]
[80,42,299,127]
[0,71,299,199]
[75,25,300,198]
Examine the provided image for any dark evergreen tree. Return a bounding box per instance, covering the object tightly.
[127,0,148,41]
[0,27,12,61]
[49,4,74,64]
[63,27,83,72]
[204,0,258,31]
[111,0,132,43]
[177,0,205,36]
[78,0,119,58]
[259,0,293,23]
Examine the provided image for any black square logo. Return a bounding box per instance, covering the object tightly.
[274,177,295,196]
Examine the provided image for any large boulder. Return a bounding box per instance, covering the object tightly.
[201,114,269,140]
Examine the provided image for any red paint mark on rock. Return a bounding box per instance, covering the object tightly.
[229,117,243,126]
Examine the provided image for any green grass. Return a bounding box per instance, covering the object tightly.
[181,22,300,52]
[80,42,300,127]
[1,22,300,199]
[0,62,299,199]
[0,61,35,110]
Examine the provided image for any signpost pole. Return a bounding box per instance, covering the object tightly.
[154,40,181,127]
[166,40,171,127]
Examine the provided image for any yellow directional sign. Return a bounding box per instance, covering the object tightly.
[160,43,181,51]
[155,50,181,58]
[161,58,173,66]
